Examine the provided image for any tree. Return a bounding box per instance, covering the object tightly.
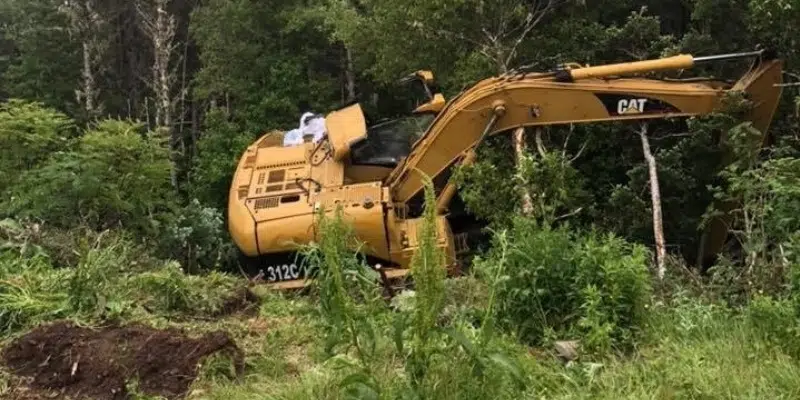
[137,0,182,189]
[0,0,82,113]
[636,123,666,280]
[59,0,108,118]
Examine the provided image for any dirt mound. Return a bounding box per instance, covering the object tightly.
[1,320,244,400]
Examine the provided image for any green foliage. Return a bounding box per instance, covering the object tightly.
[516,148,594,225]
[454,133,592,229]
[605,123,723,258]
[0,99,75,193]
[186,108,253,209]
[0,0,81,113]
[1,1,800,398]
[451,137,520,227]
[404,175,448,390]
[478,218,653,354]
[602,7,678,61]
[0,222,245,336]
[695,90,800,298]
[0,251,69,333]
[156,199,237,273]
[5,119,174,234]
[190,0,342,133]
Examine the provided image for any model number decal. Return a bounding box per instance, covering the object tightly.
[265,263,301,281]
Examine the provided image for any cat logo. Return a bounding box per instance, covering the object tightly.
[617,98,648,114]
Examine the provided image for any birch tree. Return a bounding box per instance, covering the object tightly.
[59,0,106,118]
[137,0,182,189]
[636,123,666,280]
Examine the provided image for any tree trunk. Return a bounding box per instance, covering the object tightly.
[81,40,96,117]
[62,0,104,119]
[495,55,533,217]
[139,0,179,190]
[638,124,666,280]
[514,126,534,215]
[344,46,356,103]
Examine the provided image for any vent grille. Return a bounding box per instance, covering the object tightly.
[264,160,304,169]
[254,197,279,210]
[268,170,286,183]
[257,172,266,185]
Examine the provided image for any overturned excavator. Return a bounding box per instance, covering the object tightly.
[228,49,784,288]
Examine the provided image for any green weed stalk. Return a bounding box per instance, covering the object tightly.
[299,205,385,398]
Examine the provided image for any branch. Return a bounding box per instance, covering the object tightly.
[554,206,584,221]
[503,0,559,68]
[569,139,589,163]
[650,132,693,141]
[535,128,547,157]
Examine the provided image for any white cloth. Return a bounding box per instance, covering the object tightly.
[300,112,327,143]
[283,111,327,147]
[282,128,304,147]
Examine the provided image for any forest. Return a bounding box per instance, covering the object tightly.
[0,0,799,398]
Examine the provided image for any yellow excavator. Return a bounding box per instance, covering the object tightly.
[228,49,784,289]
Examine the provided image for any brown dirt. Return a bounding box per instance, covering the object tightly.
[214,286,260,317]
[1,320,244,400]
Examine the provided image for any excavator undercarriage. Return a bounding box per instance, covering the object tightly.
[228,49,784,290]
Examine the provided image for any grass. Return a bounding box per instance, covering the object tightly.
[165,282,800,400]
[2,221,800,399]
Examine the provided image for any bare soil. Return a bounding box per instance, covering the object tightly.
[214,286,260,317]
[1,320,244,400]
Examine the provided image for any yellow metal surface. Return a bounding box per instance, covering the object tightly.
[567,54,695,80]
[414,93,446,113]
[327,103,368,162]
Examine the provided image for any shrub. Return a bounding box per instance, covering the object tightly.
[477,217,653,354]
[155,199,238,273]
[186,108,254,209]
[5,119,175,235]
[0,99,75,193]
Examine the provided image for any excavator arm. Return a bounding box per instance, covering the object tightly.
[386,51,784,216]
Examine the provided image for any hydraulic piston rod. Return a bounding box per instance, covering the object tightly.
[555,49,770,82]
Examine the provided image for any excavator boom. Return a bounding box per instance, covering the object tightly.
[387,51,783,213]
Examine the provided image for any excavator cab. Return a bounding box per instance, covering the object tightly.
[346,70,445,169]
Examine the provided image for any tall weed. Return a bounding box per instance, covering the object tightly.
[299,205,386,397]
[404,175,448,391]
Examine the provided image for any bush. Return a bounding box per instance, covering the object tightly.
[186,108,254,209]
[0,99,75,195]
[155,199,238,273]
[476,217,653,354]
[5,119,175,235]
